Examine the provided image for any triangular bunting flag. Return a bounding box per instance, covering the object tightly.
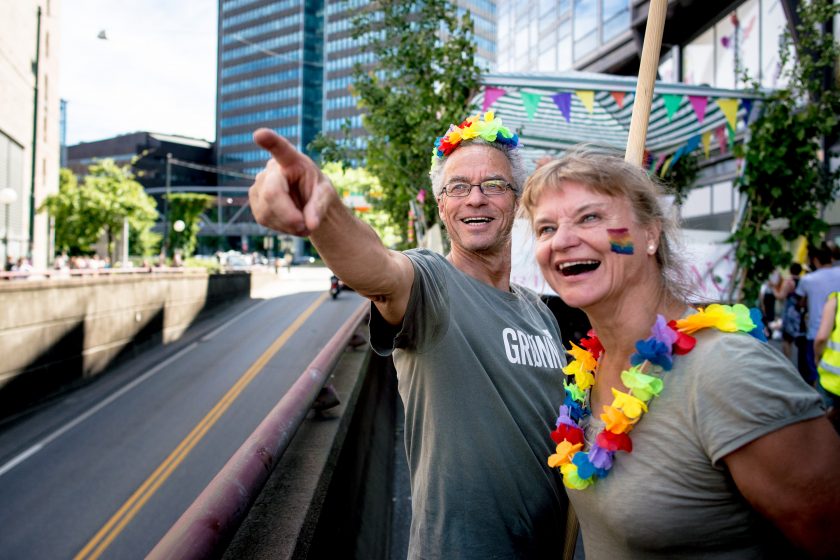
[671,145,686,168]
[715,126,728,155]
[686,135,701,153]
[655,153,667,172]
[552,92,572,123]
[610,91,626,109]
[727,122,736,147]
[660,156,674,177]
[576,90,595,114]
[740,99,753,125]
[715,98,739,131]
[482,87,506,111]
[520,92,542,121]
[702,131,712,159]
[688,96,709,124]
[662,94,683,121]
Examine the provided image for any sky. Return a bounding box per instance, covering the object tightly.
[60,0,217,145]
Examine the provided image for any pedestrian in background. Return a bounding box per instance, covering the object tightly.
[816,291,840,429]
[775,263,809,378]
[797,244,840,385]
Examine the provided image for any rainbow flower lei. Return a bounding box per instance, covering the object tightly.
[549,303,767,490]
[432,111,519,161]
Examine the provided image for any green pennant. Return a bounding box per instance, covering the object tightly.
[520,92,542,121]
[661,94,683,122]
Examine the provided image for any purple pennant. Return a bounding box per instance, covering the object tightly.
[740,99,754,125]
[552,92,572,123]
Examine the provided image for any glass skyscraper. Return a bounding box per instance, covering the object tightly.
[218,0,497,177]
[216,0,324,184]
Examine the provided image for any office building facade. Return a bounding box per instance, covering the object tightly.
[0,0,61,268]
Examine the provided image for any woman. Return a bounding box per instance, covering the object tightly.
[520,149,840,559]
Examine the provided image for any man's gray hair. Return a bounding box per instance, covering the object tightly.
[429,139,528,199]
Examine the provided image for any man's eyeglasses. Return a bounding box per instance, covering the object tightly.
[441,179,512,197]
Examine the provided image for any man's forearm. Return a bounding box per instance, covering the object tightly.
[309,194,407,300]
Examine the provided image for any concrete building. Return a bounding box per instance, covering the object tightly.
[0,0,61,269]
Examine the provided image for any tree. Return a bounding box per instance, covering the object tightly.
[310,0,483,248]
[166,193,214,258]
[322,162,401,247]
[41,160,159,260]
[731,0,840,302]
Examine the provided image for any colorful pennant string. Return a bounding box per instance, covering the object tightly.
[576,90,595,114]
[552,92,572,123]
[662,94,683,121]
[610,91,626,109]
[688,95,709,124]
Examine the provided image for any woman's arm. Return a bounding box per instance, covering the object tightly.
[724,417,840,558]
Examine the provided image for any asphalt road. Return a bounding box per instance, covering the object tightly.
[0,267,366,560]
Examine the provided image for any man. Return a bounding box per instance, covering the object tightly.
[250,111,569,558]
[797,243,840,385]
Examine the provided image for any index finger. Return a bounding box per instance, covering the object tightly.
[253,128,302,167]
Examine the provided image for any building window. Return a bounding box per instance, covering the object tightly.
[0,131,24,244]
[601,0,629,43]
[573,0,598,60]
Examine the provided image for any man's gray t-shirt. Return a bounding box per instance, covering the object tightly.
[370,249,568,559]
[568,328,823,560]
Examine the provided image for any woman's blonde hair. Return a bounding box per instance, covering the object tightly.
[520,147,694,303]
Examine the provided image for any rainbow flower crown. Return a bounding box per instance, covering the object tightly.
[432,111,519,161]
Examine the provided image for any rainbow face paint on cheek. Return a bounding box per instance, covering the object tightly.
[607,228,634,255]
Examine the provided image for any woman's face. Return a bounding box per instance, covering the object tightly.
[531,181,658,312]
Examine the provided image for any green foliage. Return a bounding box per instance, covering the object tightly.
[732,0,840,302]
[42,162,159,258]
[166,193,214,258]
[660,153,700,206]
[311,0,482,248]
[322,162,401,247]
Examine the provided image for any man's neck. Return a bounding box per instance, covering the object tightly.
[447,245,512,292]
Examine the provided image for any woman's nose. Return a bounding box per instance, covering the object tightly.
[550,223,580,251]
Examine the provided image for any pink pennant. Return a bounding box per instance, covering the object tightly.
[610,91,626,109]
[688,96,709,124]
[715,126,728,155]
[482,87,506,111]
[417,189,426,204]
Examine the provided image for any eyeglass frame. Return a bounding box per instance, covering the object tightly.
[440,179,513,198]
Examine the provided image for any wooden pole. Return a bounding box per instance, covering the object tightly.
[625,0,668,166]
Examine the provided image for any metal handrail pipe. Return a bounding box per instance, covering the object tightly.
[147,300,369,560]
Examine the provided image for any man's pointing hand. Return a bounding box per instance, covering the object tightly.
[249,128,335,237]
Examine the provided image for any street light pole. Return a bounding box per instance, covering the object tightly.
[163,152,172,259]
[0,187,19,267]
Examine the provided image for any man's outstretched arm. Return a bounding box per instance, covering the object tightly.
[249,128,414,325]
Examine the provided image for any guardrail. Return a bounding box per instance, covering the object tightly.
[147,300,370,560]
[0,266,258,281]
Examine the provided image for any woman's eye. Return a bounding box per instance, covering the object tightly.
[537,225,556,237]
[581,213,599,223]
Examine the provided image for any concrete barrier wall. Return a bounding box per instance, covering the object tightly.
[0,270,276,416]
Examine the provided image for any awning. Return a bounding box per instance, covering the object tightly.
[476,72,767,166]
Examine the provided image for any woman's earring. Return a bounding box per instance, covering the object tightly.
[648,244,656,254]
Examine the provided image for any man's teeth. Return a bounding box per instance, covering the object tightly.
[558,260,599,271]
[462,217,491,224]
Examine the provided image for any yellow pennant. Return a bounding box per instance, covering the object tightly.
[702,131,712,159]
[715,98,739,132]
[576,90,595,114]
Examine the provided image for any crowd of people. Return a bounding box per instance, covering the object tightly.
[248,111,840,559]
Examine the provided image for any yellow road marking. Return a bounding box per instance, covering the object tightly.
[74,292,328,560]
